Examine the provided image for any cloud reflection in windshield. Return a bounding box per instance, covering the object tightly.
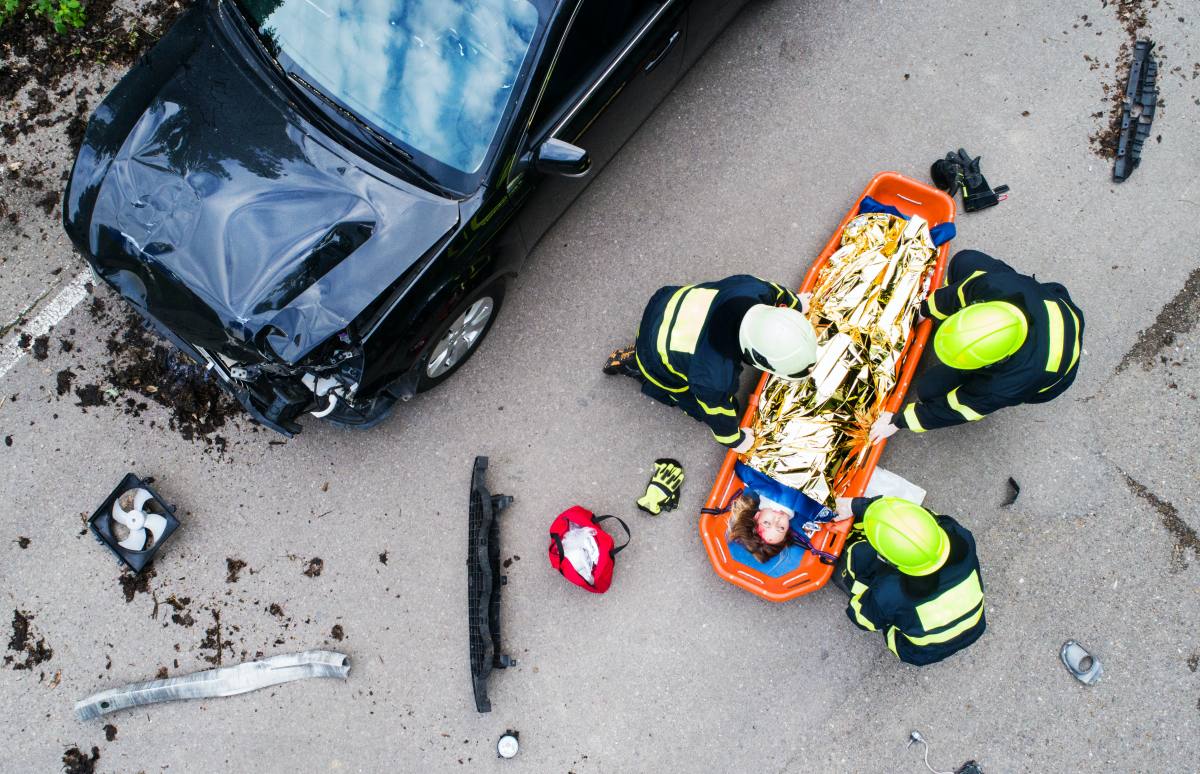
[259,0,538,173]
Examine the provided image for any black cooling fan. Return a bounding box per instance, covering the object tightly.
[89,473,180,572]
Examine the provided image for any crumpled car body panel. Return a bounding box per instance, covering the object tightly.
[65,1,459,364]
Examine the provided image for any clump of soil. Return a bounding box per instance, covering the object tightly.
[30,334,50,360]
[330,624,344,641]
[103,724,117,742]
[166,595,193,627]
[302,557,324,578]
[55,368,75,395]
[118,566,155,603]
[225,557,247,583]
[17,536,30,548]
[74,383,108,408]
[267,603,284,617]
[378,550,388,565]
[155,666,168,679]
[5,609,53,670]
[61,746,100,774]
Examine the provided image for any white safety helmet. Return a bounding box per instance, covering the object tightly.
[738,304,817,380]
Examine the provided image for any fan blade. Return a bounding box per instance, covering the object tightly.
[132,488,154,511]
[111,499,134,528]
[142,513,168,546]
[119,528,147,551]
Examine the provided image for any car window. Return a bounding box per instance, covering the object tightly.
[532,0,657,131]
[239,0,543,178]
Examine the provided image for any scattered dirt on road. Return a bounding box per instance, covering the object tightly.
[1116,268,1200,373]
[73,382,107,408]
[1187,652,1198,672]
[303,558,324,578]
[61,746,100,774]
[199,608,232,666]
[118,566,156,603]
[104,307,237,442]
[5,609,53,670]
[1123,473,1200,572]
[226,557,248,583]
[0,0,185,116]
[331,624,345,641]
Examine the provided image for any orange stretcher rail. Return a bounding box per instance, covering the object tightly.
[699,172,956,602]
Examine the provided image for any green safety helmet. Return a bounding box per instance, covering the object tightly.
[739,304,817,380]
[862,497,950,576]
[934,301,1028,370]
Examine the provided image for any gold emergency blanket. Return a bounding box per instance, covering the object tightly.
[745,212,938,504]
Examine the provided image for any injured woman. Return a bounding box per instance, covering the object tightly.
[719,462,848,575]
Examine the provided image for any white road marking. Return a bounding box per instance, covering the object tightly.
[0,269,92,381]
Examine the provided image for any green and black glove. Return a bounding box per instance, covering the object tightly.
[636,458,685,515]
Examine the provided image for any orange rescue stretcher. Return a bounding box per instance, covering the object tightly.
[699,172,956,602]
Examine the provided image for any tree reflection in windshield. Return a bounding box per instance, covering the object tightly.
[246,0,539,174]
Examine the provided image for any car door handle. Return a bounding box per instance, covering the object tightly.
[643,30,681,73]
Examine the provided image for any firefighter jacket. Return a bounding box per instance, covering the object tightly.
[842,497,986,666]
[634,275,801,447]
[895,250,1084,432]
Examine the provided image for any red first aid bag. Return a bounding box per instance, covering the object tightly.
[547,506,631,593]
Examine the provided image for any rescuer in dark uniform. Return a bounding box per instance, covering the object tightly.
[869,250,1084,442]
[832,495,986,666]
[604,275,817,452]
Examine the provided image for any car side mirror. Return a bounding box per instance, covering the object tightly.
[534,138,590,177]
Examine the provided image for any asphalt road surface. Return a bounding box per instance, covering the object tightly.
[2,1,1198,772]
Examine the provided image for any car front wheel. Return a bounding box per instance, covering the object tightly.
[416,281,505,391]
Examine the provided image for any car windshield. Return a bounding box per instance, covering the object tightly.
[239,0,541,180]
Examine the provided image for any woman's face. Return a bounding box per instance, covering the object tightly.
[755,508,790,545]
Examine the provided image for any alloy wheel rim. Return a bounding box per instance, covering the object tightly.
[426,297,494,379]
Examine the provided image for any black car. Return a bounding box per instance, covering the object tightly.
[64,0,748,435]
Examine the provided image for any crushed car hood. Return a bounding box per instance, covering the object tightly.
[69,5,459,364]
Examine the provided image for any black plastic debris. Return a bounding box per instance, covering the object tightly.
[1114,40,1157,182]
[468,456,515,713]
[1001,477,1020,507]
[88,473,180,573]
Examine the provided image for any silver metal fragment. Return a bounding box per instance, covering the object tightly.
[75,650,350,721]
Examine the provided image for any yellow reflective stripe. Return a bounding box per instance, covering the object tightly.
[947,387,984,422]
[1066,305,1081,372]
[712,428,741,444]
[916,571,983,630]
[635,353,687,393]
[903,604,984,647]
[696,397,735,417]
[956,271,985,307]
[656,286,691,382]
[668,288,717,355]
[850,594,876,631]
[886,627,899,656]
[1044,300,1065,372]
[843,540,861,579]
[850,581,868,596]
[926,292,948,320]
[903,402,926,433]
